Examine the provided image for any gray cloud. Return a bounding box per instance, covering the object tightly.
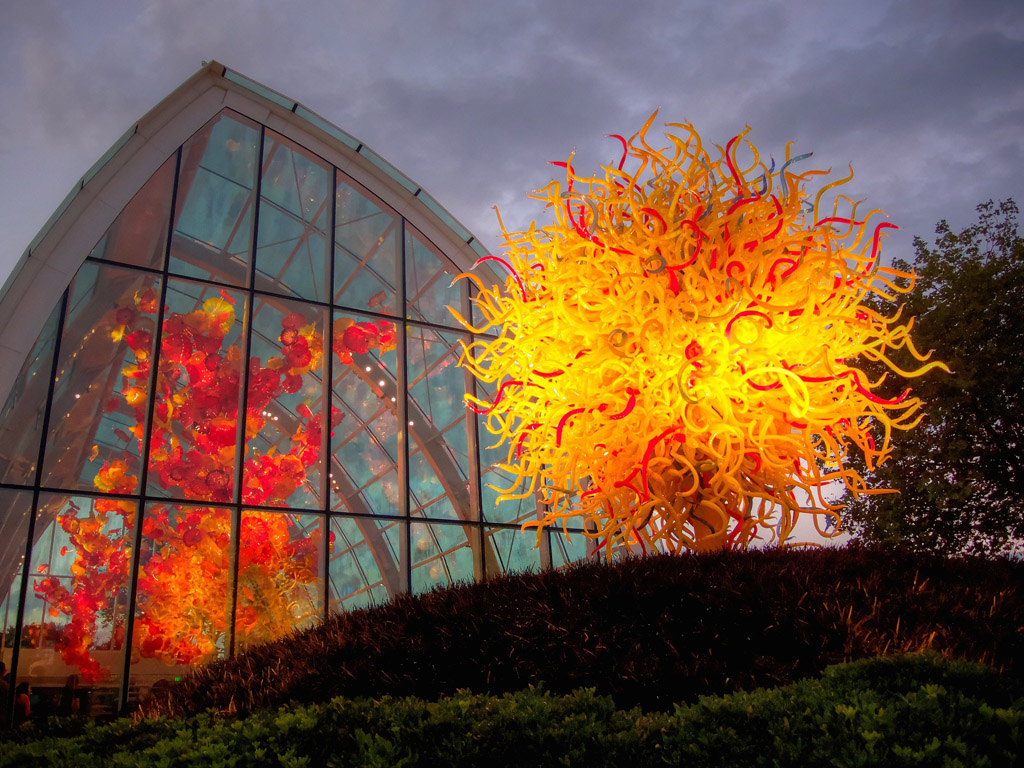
[1,0,1020,277]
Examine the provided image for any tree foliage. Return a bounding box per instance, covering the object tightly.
[843,199,1024,555]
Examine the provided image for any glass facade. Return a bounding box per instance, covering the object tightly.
[0,108,597,719]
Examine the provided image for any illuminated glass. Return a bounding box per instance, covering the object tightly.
[0,101,579,719]
[42,263,161,493]
[128,502,232,699]
[145,280,247,502]
[243,296,327,509]
[235,510,324,650]
[19,493,134,714]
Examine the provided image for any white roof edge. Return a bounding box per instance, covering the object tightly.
[0,60,497,408]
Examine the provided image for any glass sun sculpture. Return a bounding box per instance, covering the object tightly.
[453,115,947,555]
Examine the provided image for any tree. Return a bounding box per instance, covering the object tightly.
[843,199,1024,555]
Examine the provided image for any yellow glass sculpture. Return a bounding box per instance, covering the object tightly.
[453,115,946,555]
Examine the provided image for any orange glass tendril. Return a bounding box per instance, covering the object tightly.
[453,115,947,555]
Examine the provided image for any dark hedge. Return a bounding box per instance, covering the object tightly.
[2,655,1021,767]
[145,545,1022,719]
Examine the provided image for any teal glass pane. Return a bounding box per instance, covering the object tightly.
[0,489,32,673]
[333,173,400,315]
[236,510,325,650]
[255,130,331,302]
[145,280,247,502]
[243,295,327,510]
[330,311,400,516]
[88,154,175,270]
[328,516,400,612]
[551,530,597,568]
[405,226,464,328]
[548,478,589,532]
[475,378,538,525]
[410,521,475,594]
[19,493,134,700]
[484,526,542,577]
[481,468,537,525]
[128,502,232,701]
[42,263,162,494]
[469,280,506,336]
[169,110,259,286]
[0,302,61,485]
[407,324,472,521]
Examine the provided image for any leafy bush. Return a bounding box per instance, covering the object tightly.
[144,545,1023,718]
[1,655,1020,767]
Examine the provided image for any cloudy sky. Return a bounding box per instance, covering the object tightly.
[0,0,1021,286]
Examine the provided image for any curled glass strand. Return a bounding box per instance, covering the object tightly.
[455,116,947,555]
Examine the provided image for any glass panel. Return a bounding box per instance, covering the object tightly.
[330,311,400,516]
[407,324,472,521]
[469,282,486,336]
[235,510,324,650]
[42,263,162,493]
[255,130,332,302]
[410,521,475,594]
[551,530,598,568]
[333,173,400,315]
[18,493,134,720]
[405,225,464,328]
[243,296,327,509]
[88,154,175,270]
[468,281,504,336]
[169,110,259,286]
[540,477,589,533]
[484,526,542,577]
[328,515,401,612]
[128,503,232,701]
[0,301,61,485]
[480,469,537,525]
[0,489,32,682]
[146,280,247,502]
[476,378,539,525]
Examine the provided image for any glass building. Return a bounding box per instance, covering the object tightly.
[0,62,594,720]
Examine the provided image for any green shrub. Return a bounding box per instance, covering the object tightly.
[2,654,1020,768]
[146,545,1023,718]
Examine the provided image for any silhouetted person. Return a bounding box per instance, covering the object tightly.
[59,673,87,717]
[13,682,31,728]
[0,662,8,724]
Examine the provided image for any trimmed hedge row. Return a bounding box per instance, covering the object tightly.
[2,655,1021,767]
[147,545,1023,718]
